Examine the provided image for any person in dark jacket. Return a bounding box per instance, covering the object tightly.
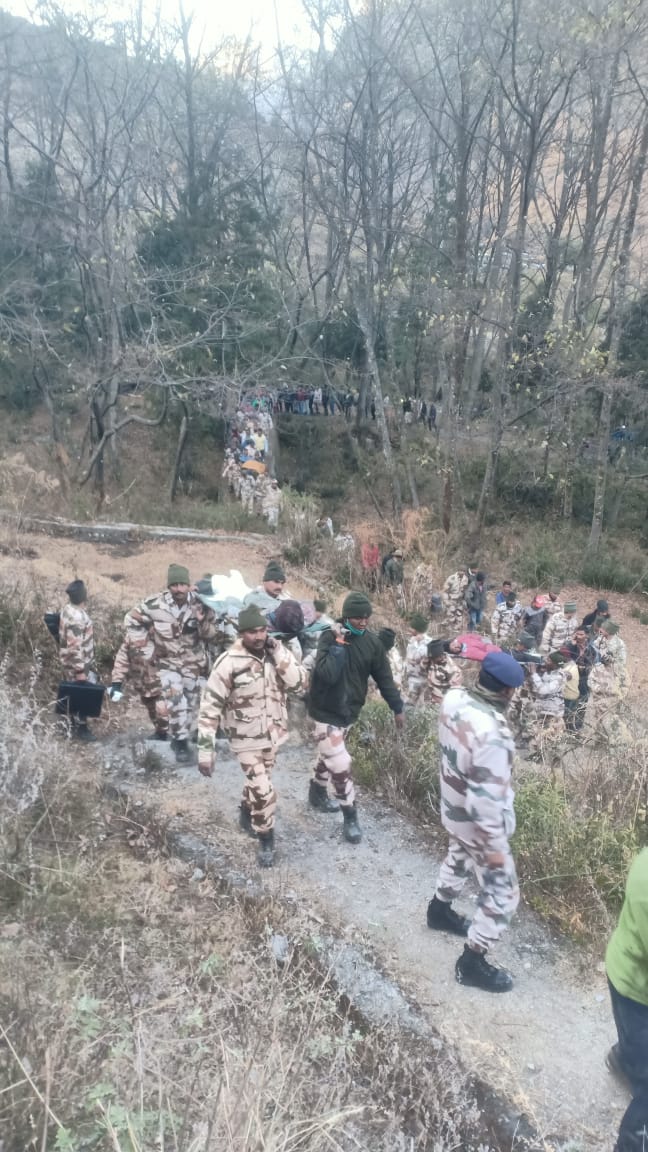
[465,571,487,632]
[307,591,404,843]
[582,598,610,630]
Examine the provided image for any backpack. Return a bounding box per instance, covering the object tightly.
[381,552,392,574]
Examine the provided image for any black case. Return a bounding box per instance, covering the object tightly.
[56,681,106,718]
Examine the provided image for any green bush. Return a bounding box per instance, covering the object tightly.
[513,775,640,935]
[348,700,439,812]
[579,552,645,593]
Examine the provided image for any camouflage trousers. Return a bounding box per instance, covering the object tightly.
[312,722,354,808]
[435,836,519,951]
[406,676,427,708]
[238,746,277,834]
[445,598,465,631]
[155,669,206,740]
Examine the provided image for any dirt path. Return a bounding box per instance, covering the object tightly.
[103,734,624,1152]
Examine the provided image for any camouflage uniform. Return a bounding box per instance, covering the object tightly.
[240,473,257,514]
[59,603,96,680]
[122,590,217,740]
[588,633,628,729]
[111,633,163,731]
[541,612,576,654]
[434,686,519,951]
[443,570,469,631]
[197,638,307,833]
[261,482,282,529]
[490,603,522,646]
[410,564,436,614]
[405,633,432,705]
[528,667,566,753]
[426,654,463,705]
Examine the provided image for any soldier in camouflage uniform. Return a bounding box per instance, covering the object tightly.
[528,651,567,755]
[261,478,282,530]
[197,603,308,867]
[118,564,218,763]
[545,582,563,618]
[59,579,98,742]
[442,565,475,631]
[588,620,628,732]
[541,601,577,653]
[425,638,463,705]
[240,471,257,514]
[491,592,522,645]
[110,632,164,737]
[426,651,524,993]
[404,613,432,706]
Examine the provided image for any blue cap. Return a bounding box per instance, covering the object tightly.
[482,651,525,688]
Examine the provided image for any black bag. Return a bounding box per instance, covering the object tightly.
[56,681,106,719]
[44,612,61,642]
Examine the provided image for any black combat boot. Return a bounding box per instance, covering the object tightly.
[239,805,254,835]
[455,944,513,993]
[427,896,470,937]
[309,779,340,813]
[257,830,275,868]
[342,804,362,844]
[151,730,168,742]
[174,738,191,764]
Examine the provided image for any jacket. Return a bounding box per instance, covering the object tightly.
[59,603,95,678]
[123,590,217,676]
[198,638,307,761]
[438,686,516,853]
[464,579,487,613]
[307,625,403,727]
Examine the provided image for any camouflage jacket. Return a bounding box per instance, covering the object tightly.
[438,686,516,852]
[111,633,161,696]
[59,603,96,678]
[405,633,432,684]
[590,634,628,695]
[443,570,469,604]
[427,655,463,704]
[529,668,566,716]
[491,603,522,645]
[122,590,217,676]
[541,612,576,653]
[197,638,308,764]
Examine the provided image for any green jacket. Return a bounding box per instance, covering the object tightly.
[307,625,403,727]
[606,848,648,1007]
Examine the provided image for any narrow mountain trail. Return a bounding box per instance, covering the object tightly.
[105,733,625,1152]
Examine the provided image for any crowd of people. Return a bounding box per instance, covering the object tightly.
[228,386,439,429]
[221,408,282,528]
[50,553,643,1151]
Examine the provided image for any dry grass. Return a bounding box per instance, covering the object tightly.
[0,658,484,1152]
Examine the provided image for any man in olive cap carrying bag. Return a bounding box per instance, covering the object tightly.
[307,591,404,844]
[242,560,292,617]
[197,604,308,867]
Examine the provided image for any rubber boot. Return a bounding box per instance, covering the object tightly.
[342,804,362,844]
[239,805,254,836]
[309,779,340,813]
[257,830,275,868]
[426,896,470,937]
[174,738,191,764]
[455,944,513,993]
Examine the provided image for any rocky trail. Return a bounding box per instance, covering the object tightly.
[104,731,624,1152]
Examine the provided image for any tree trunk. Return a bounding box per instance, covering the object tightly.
[587,385,612,551]
[562,393,574,520]
[355,295,402,518]
[169,406,189,503]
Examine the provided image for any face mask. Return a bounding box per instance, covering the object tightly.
[345,621,366,635]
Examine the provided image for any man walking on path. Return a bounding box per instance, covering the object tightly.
[426,651,524,993]
[119,564,217,763]
[59,578,98,742]
[307,591,404,843]
[606,848,648,1151]
[197,605,308,867]
[243,560,292,616]
[443,564,475,631]
[491,591,522,645]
